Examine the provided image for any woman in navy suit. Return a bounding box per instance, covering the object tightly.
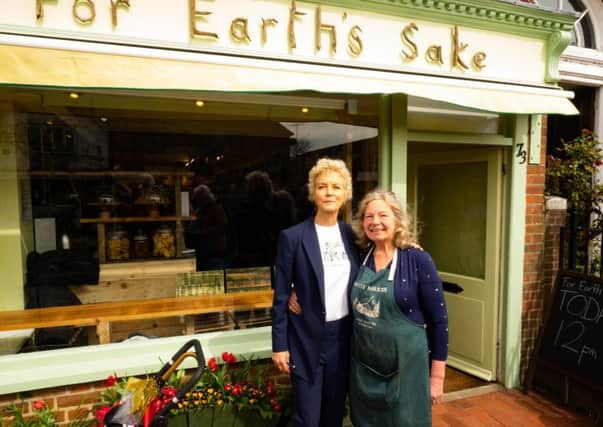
[272,158,360,427]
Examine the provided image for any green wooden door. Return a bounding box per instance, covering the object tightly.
[408,148,503,381]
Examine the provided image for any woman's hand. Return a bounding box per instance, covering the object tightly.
[430,360,446,404]
[288,290,302,315]
[430,375,444,404]
[272,351,291,374]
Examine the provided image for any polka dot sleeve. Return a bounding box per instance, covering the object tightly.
[415,250,449,361]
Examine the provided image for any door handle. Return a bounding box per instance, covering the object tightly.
[443,281,464,294]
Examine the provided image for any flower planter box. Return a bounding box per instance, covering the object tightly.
[168,413,188,427]
[173,405,281,427]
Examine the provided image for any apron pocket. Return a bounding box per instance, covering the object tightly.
[351,357,400,409]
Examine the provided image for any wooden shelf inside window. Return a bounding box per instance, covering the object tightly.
[80,216,196,224]
[32,169,196,264]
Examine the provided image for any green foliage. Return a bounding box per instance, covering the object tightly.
[1,401,92,427]
[170,352,290,420]
[4,355,290,427]
[98,374,127,407]
[546,129,603,212]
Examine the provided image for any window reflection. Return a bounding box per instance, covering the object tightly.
[12,91,378,350]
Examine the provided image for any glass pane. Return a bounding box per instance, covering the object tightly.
[536,0,593,47]
[536,0,577,12]
[1,88,379,350]
[417,162,487,279]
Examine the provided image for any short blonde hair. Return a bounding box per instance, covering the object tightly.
[307,158,353,204]
[352,190,417,250]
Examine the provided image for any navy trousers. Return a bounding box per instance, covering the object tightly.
[290,316,351,427]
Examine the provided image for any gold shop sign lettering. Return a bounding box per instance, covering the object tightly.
[31,0,492,74]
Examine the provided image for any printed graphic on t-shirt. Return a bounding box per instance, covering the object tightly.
[322,241,348,264]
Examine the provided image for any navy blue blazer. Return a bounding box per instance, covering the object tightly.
[271,217,360,382]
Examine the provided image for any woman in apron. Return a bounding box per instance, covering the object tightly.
[349,190,448,426]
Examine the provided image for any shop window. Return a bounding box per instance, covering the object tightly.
[5,89,378,351]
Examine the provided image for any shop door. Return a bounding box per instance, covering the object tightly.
[408,147,502,381]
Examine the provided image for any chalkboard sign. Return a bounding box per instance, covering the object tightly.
[537,271,603,388]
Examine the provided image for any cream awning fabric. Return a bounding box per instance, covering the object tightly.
[0,39,578,115]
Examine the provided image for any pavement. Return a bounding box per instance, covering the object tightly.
[432,385,598,427]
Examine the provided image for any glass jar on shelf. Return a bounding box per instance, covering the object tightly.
[107,230,122,261]
[132,229,150,259]
[153,225,176,258]
[119,230,130,260]
[106,227,130,261]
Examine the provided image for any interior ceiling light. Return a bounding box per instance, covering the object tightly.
[301,107,309,113]
[195,100,205,107]
[69,92,80,99]
[99,117,108,123]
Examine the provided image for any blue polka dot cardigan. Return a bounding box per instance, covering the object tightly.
[366,247,449,361]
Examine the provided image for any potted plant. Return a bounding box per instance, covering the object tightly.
[95,353,290,427]
[170,352,290,427]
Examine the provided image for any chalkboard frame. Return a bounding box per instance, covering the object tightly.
[528,270,603,393]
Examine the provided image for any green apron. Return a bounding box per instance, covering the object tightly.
[350,248,431,427]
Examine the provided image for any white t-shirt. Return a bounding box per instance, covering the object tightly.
[315,223,351,321]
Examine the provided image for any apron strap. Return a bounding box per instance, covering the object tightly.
[361,246,374,266]
[388,248,398,282]
[362,246,398,282]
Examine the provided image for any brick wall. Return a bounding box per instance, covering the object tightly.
[519,116,548,385]
[0,380,108,426]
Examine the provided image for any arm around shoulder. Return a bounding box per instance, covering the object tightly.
[272,229,295,352]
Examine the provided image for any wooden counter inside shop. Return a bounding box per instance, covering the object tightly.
[70,258,196,304]
[67,258,197,341]
[0,290,274,345]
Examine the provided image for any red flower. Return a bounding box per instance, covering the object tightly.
[161,386,177,399]
[594,159,602,166]
[273,403,281,412]
[95,406,111,426]
[266,381,275,396]
[32,400,45,410]
[224,383,232,392]
[231,384,242,396]
[208,357,218,372]
[221,352,237,364]
[106,373,118,387]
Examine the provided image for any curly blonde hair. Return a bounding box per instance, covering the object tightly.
[352,190,417,250]
[307,158,353,204]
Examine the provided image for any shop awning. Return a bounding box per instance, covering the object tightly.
[0,36,578,115]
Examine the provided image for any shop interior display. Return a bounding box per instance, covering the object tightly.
[25,94,378,271]
[30,169,194,263]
